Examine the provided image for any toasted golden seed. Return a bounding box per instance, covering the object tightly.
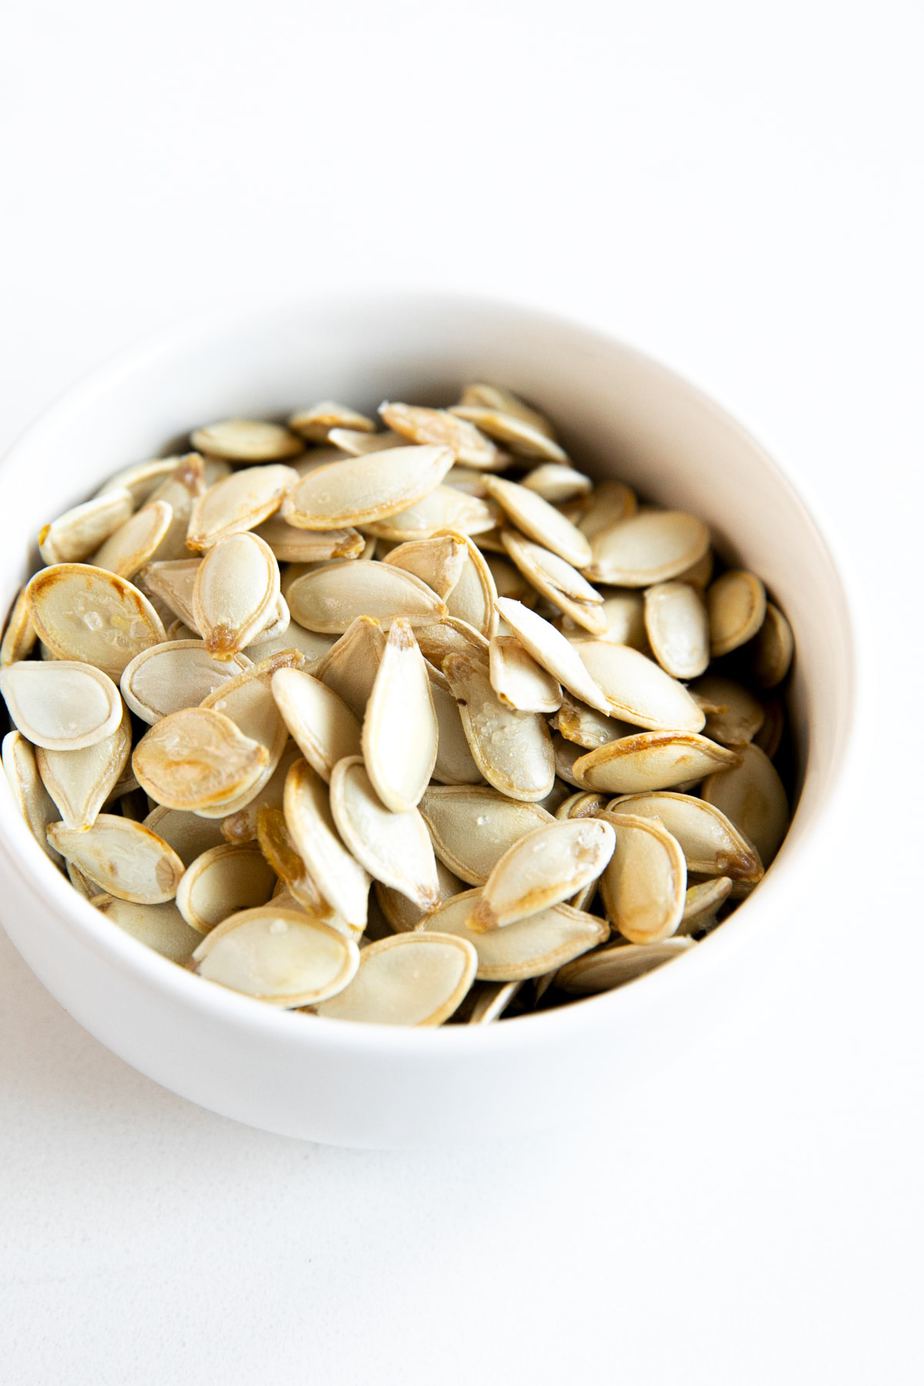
[284,758,370,930]
[36,704,131,830]
[329,757,439,910]
[48,814,184,903]
[175,842,276,934]
[587,510,710,586]
[423,889,608,982]
[133,707,268,812]
[556,937,693,994]
[0,659,123,751]
[678,876,733,935]
[38,488,135,565]
[193,906,358,1006]
[256,805,334,920]
[0,588,37,667]
[571,639,706,732]
[288,401,376,441]
[598,811,686,943]
[552,694,631,750]
[380,402,501,470]
[484,476,591,568]
[316,931,476,1025]
[27,564,166,677]
[707,569,767,656]
[192,532,280,658]
[2,730,62,864]
[419,785,554,885]
[488,635,562,714]
[443,652,555,803]
[121,640,252,723]
[700,743,789,866]
[281,444,453,530]
[644,580,710,679]
[362,620,437,811]
[574,731,740,794]
[607,791,763,880]
[191,418,304,462]
[271,666,361,783]
[752,602,794,687]
[287,560,445,634]
[470,818,616,931]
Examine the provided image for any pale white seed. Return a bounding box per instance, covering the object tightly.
[484,476,591,568]
[643,580,710,679]
[361,486,496,541]
[94,455,183,505]
[690,674,765,747]
[330,757,439,910]
[327,427,404,455]
[190,419,303,462]
[312,616,385,718]
[572,639,706,732]
[361,620,437,811]
[48,815,184,903]
[422,890,608,982]
[457,383,555,438]
[256,806,336,922]
[678,876,733,935]
[186,464,299,551]
[700,743,789,866]
[175,842,276,934]
[576,479,638,539]
[284,758,370,930]
[281,445,453,529]
[196,650,302,816]
[145,454,207,561]
[38,488,134,565]
[94,895,201,963]
[27,564,166,677]
[133,707,269,812]
[287,560,445,634]
[35,705,132,830]
[2,730,62,864]
[495,598,612,714]
[428,676,482,785]
[465,980,524,1024]
[574,731,740,794]
[380,402,501,470]
[288,401,376,441]
[120,640,252,723]
[375,858,465,934]
[271,667,361,782]
[587,510,710,586]
[143,804,228,865]
[443,652,555,803]
[561,591,647,648]
[521,464,592,503]
[253,517,365,564]
[450,405,567,462]
[707,569,767,656]
[193,907,358,1007]
[247,621,335,664]
[500,530,606,634]
[440,534,497,638]
[316,931,476,1026]
[607,791,763,881]
[419,785,554,885]
[139,558,201,630]
[192,532,280,658]
[488,635,563,713]
[90,501,174,579]
[382,533,468,598]
[552,694,631,749]
[598,811,686,943]
[1,587,37,666]
[752,602,794,688]
[469,817,615,931]
[0,659,122,750]
[556,937,693,994]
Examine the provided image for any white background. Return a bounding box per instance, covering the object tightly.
[2,2,923,1383]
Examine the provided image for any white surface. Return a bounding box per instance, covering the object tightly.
[0,1,921,1382]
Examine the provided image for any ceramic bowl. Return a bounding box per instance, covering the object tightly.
[0,294,856,1147]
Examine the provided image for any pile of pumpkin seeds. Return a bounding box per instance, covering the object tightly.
[0,385,794,1026]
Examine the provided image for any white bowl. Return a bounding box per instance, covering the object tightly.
[0,294,856,1147]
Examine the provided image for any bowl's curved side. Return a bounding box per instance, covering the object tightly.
[0,293,857,1146]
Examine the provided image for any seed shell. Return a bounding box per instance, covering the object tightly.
[556,937,693,994]
[121,640,252,723]
[700,743,789,866]
[282,444,453,529]
[574,731,740,794]
[284,758,370,930]
[192,532,280,658]
[193,906,359,1006]
[0,659,123,750]
[287,560,445,633]
[707,569,767,656]
[330,757,439,910]
[48,815,184,903]
[316,931,477,1026]
[571,639,706,732]
[2,730,62,863]
[598,811,686,943]
[643,580,710,679]
[380,403,501,470]
[176,842,276,934]
[271,666,361,782]
[608,791,763,881]
[190,419,304,462]
[27,564,166,677]
[443,652,554,803]
[362,619,437,811]
[1,588,37,666]
[469,817,616,931]
[423,890,608,982]
[419,785,554,885]
[752,602,794,687]
[91,500,174,578]
[133,706,269,811]
[488,635,563,713]
[35,704,132,830]
[484,476,591,568]
[587,510,710,586]
[38,488,134,565]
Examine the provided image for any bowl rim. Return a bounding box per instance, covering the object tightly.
[0,289,860,1055]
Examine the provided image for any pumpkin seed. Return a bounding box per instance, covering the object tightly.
[362,620,437,811]
[551,693,631,749]
[193,906,359,1006]
[48,814,184,903]
[196,650,300,816]
[690,674,764,747]
[1,587,37,666]
[330,756,440,910]
[488,635,562,713]
[382,533,467,598]
[121,640,252,723]
[94,895,202,962]
[143,804,228,865]
[484,476,591,568]
[287,559,445,633]
[380,402,501,470]
[415,615,489,670]
[271,666,361,782]
[678,876,733,935]
[139,558,201,630]
[362,485,496,541]
[752,602,794,687]
[607,791,763,880]
[284,758,370,930]
[146,454,206,560]
[91,501,174,579]
[465,979,524,1024]
[556,937,693,994]
[0,659,123,750]
[282,444,453,529]
[443,652,555,803]
[375,858,465,934]
[316,931,476,1025]
[574,731,740,793]
[94,455,183,505]
[495,598,612,714]
[186,463,298,550]
[219,742,301,846]
[35,704,132,829]
[176,842,276,934]
[133,707,269,811]
[576,479,638,539]
[587,510,710,586]
[450,405,567,462]
[500,531,605,634]
[38,488,135,565]
[328,427,404,455]
[423,890,608,981]
[289,401,376,441]
[190,418,304,462]
[755,697,784,759]
[571,639,706,732]
[470,817,615,931]
[27,564,166,677]
[253,517,365,564]
[191,532,280,658]
[444,534,498,636]
[707,569,767,656]
[457,383,554,437]
[643,580,710,679]
[312,615,385,717]
[2,730,62,863]
[562,591,647,648]
[247,621,335,664]
[419,785,554,885]
[521,464,592,503]
[700,743,788,866]
[598,811,686,943]
[256,805,334,921]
